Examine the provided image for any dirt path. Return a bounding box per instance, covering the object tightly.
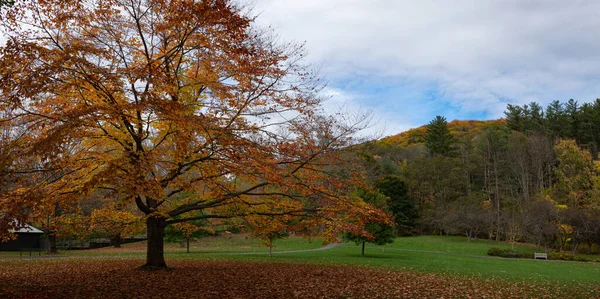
[0,243,343,260]
[226,242,341,255]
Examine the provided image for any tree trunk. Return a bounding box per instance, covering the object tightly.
[494,154,500,242]
[186,238,190,253]
[114,235,122,248]
[361,242,365,257]
[48,232,57,254]
[143,217,167,269]
[269,246,272,257]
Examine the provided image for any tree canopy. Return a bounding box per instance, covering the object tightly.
[0,0,386,268]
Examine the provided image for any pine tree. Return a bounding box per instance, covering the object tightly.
[527,102,545,132]
[375,175,417,233]
[566,99,580,140]
[545,100,568,138]
[426,116,455,157]
[505,104,525,132]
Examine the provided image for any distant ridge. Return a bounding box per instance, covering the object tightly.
[377,119,507,148]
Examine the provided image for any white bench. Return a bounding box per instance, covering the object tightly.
[534,252,547,260]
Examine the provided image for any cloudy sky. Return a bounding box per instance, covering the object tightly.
[254,0,600,136]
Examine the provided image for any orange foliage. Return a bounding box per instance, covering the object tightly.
[0,0,386,264]
[53,212,91,240]
[89,205,143,240]
[173,222,214,239]
[378,119,506,148]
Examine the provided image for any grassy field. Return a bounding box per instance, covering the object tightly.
[2,235,599,285]
[175,235,599,284]
[385,235,538,255]
[2,235,600,298]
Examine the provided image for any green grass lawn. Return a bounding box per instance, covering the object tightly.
[2,234,599,285]
[187,235,600,284]
[250,245,600,283]
[384,235,538,255]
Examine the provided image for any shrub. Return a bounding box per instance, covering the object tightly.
[547,252,591,262]
[521,252,535,259]
[489,247,596,262]
[487,247,533,259]
[487,247,504,257]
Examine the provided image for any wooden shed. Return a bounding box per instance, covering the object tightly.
[0,224,45,251]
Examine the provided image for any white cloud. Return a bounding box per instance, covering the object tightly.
[319,87,417,138]
[254,0,600,130]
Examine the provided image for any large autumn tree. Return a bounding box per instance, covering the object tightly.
[0,0,385,268]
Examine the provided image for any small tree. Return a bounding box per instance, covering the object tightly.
[247,215,290,257]
[171,222,214,253]
[343,190,395,257]
[344,222,396,257]
[449,195,488,242]
[521,199,557,251]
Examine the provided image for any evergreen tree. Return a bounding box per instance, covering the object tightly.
[426,116,455,157]
[578,103,598,156]
[375,175,417,233]
[505,104,525,132]
[505,102,544,133]
[527,102,545,132]
[545,100,568,138]
[565,99,580,140]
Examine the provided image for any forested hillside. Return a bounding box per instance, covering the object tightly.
[356,99,600,253]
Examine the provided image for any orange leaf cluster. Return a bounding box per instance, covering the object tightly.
[0,0,381,259]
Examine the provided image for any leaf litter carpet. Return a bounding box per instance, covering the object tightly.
[0,259,597,298]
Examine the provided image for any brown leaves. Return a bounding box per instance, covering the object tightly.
[0,259,597,298]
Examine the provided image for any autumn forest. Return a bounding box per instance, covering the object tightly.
[359,99,600,254]
[1,1,600,298]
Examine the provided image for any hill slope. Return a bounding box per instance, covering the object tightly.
[377,119,507,148]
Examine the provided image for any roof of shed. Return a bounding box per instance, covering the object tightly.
[8,223,44,234]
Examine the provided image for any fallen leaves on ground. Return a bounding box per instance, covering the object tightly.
[0,259,597,298]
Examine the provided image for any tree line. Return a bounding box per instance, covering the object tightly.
[357,100,600,254]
